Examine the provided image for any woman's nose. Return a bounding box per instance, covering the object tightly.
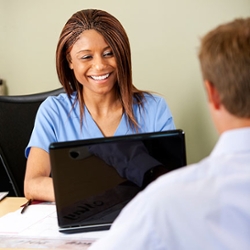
[92,56,106,71]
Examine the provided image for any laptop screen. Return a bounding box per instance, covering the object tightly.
[49,129,186,233]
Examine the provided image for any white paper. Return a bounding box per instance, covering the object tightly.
[0,192,8,201]
[0,204,107,248]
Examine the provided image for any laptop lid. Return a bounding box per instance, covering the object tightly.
[49,129,186,234]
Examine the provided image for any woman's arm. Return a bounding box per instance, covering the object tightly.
[24,147,55,201]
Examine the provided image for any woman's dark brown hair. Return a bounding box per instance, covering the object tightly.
[56,9,147,130]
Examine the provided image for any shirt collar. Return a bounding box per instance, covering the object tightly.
[211,127,250,157]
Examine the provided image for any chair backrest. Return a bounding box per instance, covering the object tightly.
[0,88,64,196]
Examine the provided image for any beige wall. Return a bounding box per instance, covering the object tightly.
[1,0,250,164]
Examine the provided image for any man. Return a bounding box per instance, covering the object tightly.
[89,18,250,250]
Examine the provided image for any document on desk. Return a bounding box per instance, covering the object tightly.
[0,203,107,249]
[0,192,8,201]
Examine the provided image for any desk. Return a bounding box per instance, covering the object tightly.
[0,197,105,249]
[0,197,27,249]
[0,197,27,217]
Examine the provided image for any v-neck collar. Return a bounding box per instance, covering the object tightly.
[84,106,129,137]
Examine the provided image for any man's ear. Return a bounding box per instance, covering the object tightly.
[204,80,221,110]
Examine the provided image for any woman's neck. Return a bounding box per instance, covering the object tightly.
[83,89,122,118]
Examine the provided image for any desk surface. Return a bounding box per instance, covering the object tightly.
[0,197,101,249]
[0,197,27,218]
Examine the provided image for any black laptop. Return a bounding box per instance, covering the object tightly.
[49,129,186,234]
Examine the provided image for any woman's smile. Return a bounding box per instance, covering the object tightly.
[89,73,111,81]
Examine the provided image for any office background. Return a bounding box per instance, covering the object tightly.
[0,0,250,165]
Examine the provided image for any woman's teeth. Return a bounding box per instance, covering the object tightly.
[91,73,109,80]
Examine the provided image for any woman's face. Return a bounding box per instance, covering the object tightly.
[68,29,118,97]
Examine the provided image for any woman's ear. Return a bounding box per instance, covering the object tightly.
[204,80,221,110]
[66,54,73,70]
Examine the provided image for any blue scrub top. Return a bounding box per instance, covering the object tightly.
[25,92,175,157]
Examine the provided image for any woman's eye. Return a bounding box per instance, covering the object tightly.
[81,55,92,60]
[103,51,113,57]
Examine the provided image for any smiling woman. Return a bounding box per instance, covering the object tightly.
[23,9,176,202]
[68,30,118,104]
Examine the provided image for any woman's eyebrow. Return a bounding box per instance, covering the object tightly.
[76,49,91,54]
[76,46,111,54]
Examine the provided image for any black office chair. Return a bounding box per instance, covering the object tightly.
[0,87,64,197]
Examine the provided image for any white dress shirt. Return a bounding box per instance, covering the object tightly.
[89,128,250,250]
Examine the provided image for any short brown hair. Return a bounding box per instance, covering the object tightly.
[56,9,146,130]
[198,18,250,117]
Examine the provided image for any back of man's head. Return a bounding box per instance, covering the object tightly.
[198,18,250,118]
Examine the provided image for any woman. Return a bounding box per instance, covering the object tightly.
[24,9,175,201]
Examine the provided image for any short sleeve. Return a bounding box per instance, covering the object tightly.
[25,96,61,157]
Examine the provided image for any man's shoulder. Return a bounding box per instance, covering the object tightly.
[145,157,210,194]
[160,163,200,183]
